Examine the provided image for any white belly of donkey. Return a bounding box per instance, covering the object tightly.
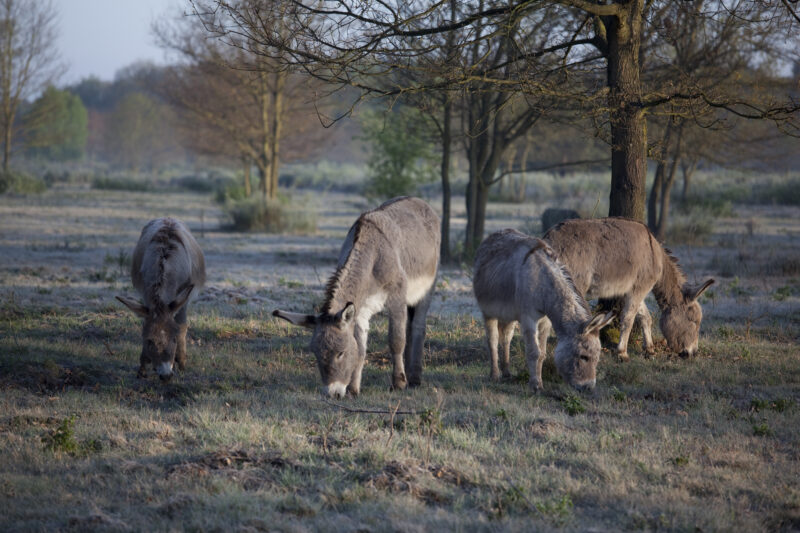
[406,275,435,307]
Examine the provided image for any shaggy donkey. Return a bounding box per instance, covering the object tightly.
[274,197,440,398]
[473,229,615,392]
[116,218,205,381]
[544,217,714,359]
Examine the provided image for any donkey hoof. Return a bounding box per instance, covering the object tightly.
[490,372,502,382]
[617,352,630,362]
[407,376,421,388]
[528,380,543,393]
[137,368,147,379]
[391,374,408,391]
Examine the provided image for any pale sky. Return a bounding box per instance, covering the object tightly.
[58,0,184,84]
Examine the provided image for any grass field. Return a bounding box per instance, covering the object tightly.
[1,182,799,531]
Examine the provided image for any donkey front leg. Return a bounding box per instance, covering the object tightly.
[616,295,645,361]
[137,349,150,378]
[348,323,369,396]
[521,315,545,392]
[387,298,409,390]
[635,300,655,356]
[175,306,189,371]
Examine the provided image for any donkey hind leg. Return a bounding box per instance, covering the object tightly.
[175,306,189,371]
[616,295,645,361]
[348,323,368,396]
[387,297,409,390]
[404,291,433,387]
[498,321,516,379]
[635,300,655,356]
[484,317,501,380]
[521,315,545,392]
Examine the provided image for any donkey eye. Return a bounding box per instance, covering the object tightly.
[580,355,591,362]
[336,351,345,360]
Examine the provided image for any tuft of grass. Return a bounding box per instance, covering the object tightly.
[535,494,574,525]
[562,394,586,416]
[41,416,78,454]
[752,423,772,437]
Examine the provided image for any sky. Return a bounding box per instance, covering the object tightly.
[58,0,184,84]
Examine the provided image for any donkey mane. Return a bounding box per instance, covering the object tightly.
[652,245,689,308]
[321,215,379,314]
[145,219,184,311]
[526,243,591,316]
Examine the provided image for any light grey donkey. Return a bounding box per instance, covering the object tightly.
[544,217,714,359]
[273,197,441,399]
[473,229,615,392]
[116,217,205,381]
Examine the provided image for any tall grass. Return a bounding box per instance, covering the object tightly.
[223,196,317,234]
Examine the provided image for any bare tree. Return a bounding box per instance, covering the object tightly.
[0,0,63,171]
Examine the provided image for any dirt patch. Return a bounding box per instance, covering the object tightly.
[364,460,474,505]
[0,359,115,394]
[165,448,300,491]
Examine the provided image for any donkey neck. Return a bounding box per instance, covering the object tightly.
[652,248,687,309]
[537,254,591,336]
[322,224,380,316]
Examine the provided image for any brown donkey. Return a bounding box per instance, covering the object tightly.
[544,218,714,359]
[116,218,206,380]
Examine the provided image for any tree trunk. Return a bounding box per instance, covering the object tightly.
[2,123,9,172]
[517,142,531,202]
[605,2,647,222]
[243,160,252,197]
[648,121,672,232]
[655,125,684,240]
[440,98,452,264]
[680,158,697,202]
[268,71,286,200]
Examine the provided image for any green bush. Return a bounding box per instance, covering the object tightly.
[666,211,714,245]
[223,196,317,234]
[0,170,47,194]
[92,176,150,191]
[752,177,800,206]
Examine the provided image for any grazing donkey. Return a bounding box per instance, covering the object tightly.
[544,217,714,359]
[273,197,440,399]
[473,229,615,392]
[116,218,205,381]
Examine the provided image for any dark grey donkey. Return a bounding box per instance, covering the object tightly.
[473,229,615,392]
[273,197,441,398]
[116,218,205,381]
[544,217,714,359]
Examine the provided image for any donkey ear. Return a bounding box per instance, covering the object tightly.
[273,309,317,328]
[116,295,149,317]
[335,302,356,325]
[685,279,715,302]
[584,311,615,335]
[169,284,194,314]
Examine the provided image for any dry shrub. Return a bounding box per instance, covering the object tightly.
[223,197,316,234]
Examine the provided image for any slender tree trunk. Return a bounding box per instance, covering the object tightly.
[517,142,531,202]
[605,2,647,222]
[440,98,452,264]
[259,72,271,202]
[681,158,697,202]
[2,122,9,172]
[268,71,285,200]
[243,159,252,197]
[648,121,672,232]
[655,125,684,239]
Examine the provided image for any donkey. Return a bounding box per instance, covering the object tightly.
[116,217,206,381]
[544,217,714,359]
[273,197,440,399]
[473,229,615,392]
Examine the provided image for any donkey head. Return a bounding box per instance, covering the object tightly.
[273,302,359,399]
[116,284,194,381]
[553,311,615,391]
[660,279,714,358]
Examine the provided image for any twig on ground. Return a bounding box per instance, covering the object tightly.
[386,400,402,447]
[319,398,421,415]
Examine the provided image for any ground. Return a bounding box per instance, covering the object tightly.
[1,182,799,532]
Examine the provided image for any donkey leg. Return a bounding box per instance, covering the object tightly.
[498,321,516,379]
[484,317,501,380]
[137,349,149,378]
[405,292,433,387]
[635,301,655,356]
[536,317,552,359]
[616,297,641,361]
[521,316,545,392]
[348,323,368,396]
[387,298,409,390]
[175,306,189,371]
